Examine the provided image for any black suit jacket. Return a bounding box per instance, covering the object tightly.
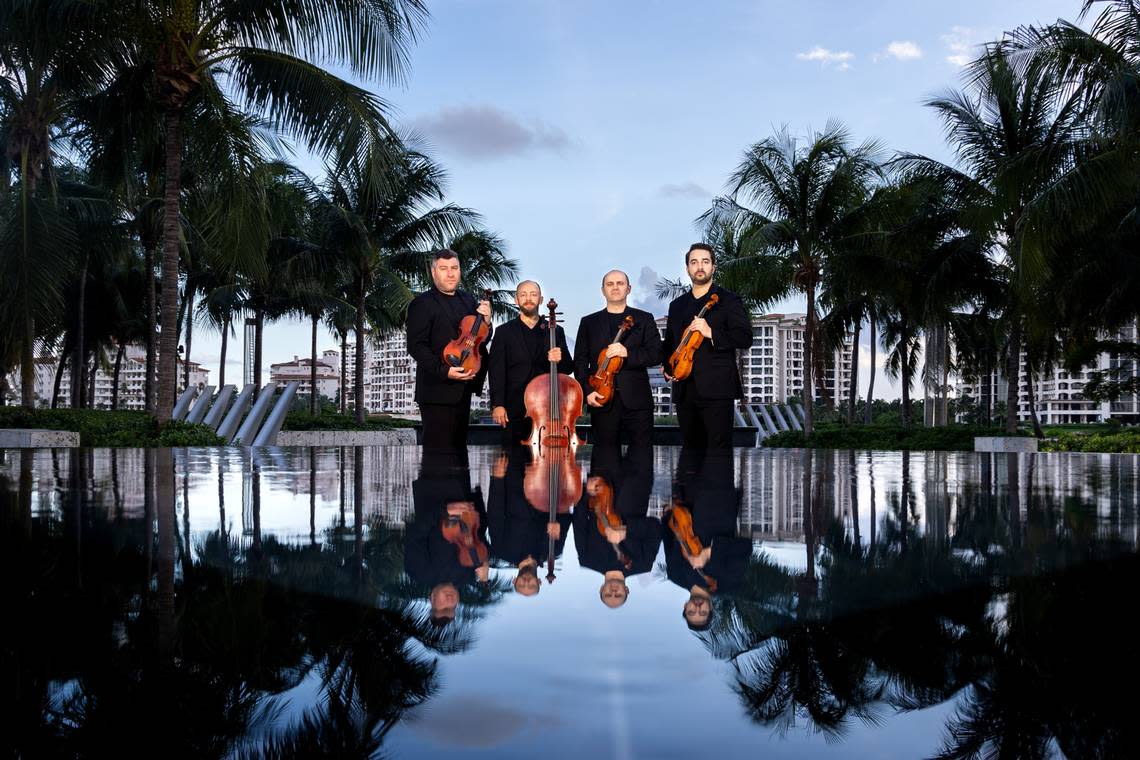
[573,444,661,576]
[662,284,752,402]
[573,307,663,410]
[406,287,490,405]
[488,317,573,422]
[404,459,486,588]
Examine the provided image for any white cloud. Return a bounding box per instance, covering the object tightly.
[796,46,855,70]
[876,40,923,62]
[942,26,990,67]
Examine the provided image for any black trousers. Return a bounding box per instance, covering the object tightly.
[420,396,471,452]
[676,389,734,449]
[502,415,534,448]
[589,393,653,448]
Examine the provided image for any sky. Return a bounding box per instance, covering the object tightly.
[191,0,1082,400]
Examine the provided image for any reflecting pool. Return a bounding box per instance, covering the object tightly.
[2,445,1138,758]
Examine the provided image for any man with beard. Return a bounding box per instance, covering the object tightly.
[488,280,574,446]
[573,269,663,447]
[406,249,493,451]
[662,243,753,449]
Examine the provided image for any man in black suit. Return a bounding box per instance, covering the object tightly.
[573,270,663,448]
[662,243,753,449]
[488,280,574,446]
[406,249,492,451]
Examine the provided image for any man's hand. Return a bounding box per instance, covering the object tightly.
[475,564,490,583]
[586,391,605,408]
[689,316,712,340]
[546,522,562,540]
[492,452,508,478]
[448,366,475,381]
[547,347,562,363]
[492,406,509,427]
[447,501,475,516]
[604,342,628,359]
[605,526,627,544]
[687,546,712,569]
[663,369,674,382]
[477,299,491,320]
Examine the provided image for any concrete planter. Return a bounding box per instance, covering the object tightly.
[974,436,1039,453]
[273,429,417,447]
[0,429,80,448]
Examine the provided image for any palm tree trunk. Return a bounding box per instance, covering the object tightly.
[51,351,66,408]
[847,321,860,424]
[145,244,157,413]
[310,313,318,415]
[939,328,951,426]
[156,110,183,423]
[111,342,126,410]
[803,286,816,435]
[20,317,35,408]
[1026,358,1044,438]
[1005,321,1021,435]
[71,254,88,408]
[865,312,876,425]
[254,309,264,388]
[87,350,98,408]
[900,328,912,428]
[340,333,347,415]
[183,287,195,390]
[218,316,229,388]
[355,286,366,424]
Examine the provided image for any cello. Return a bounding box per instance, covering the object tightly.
[666,293,719,381]
[588,315,635,406]
[442,288,493,374]
[522,299,584,582]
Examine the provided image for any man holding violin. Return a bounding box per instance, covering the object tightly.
[573,269,663,448]
[663,243,753,449]
[488,280,574,446]
[406,249,493,451]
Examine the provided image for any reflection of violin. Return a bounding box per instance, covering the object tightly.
[666,503,717,592]
[666,293,719,381]
[442,288,493,374]
[588,315,635,406]
[440,507,490,572]
[523,299,583,448]
[590,478,633,571]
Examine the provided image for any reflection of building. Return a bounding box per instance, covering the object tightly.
[269,353,339,401]
[4,344,207,409]
[955,320,1140,424]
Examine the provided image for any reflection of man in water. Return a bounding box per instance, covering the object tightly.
[573,445,660,609]
[664,449,751,631]
[486,449,572,596]
[406,451,488,626]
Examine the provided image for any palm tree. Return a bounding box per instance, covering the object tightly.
[700,122,882,434]
[897,45,1126,434]
[106,0,428,422]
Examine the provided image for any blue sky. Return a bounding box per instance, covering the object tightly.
[197,0,1082,399]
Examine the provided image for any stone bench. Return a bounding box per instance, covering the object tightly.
[273,429,417,446]
[0,429,80,448]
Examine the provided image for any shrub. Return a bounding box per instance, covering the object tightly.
[761,423,1012,452]
[0,408,221,447]
[1040,431,1140,454]
[282,411,414,431]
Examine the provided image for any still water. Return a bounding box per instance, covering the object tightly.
[2,445,1138,758]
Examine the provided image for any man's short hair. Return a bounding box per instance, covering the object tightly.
[686,243,716,265]
[433,248,459,264]
[515,280,541,295]
[600,269,630,287]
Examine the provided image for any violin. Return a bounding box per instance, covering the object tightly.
[442,288,493,374]
[522,299,584,448]
[440,506,490,572]
[590,477,633,571]
[666,293,719,381]
[666,503,718,592]
[588,315,635,406]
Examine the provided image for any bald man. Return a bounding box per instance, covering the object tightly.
[488,280,574,446]
[573,270,663,447]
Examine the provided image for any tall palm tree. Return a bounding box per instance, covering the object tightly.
[700,122,882,434]
[108,0,428,422]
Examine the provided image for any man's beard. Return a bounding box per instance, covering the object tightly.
[520,304,539,318]
[690,272,711,285]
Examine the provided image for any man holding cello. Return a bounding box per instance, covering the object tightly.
[406,249,493,451]
[662,243,753,449]
[573,269,663,448]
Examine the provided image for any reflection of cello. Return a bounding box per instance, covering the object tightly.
[588,315,635,406]
[666,293,719,381]
[442,288,493,374]
[440,506,490,575]
[590,478,633,571]
[666,502,718,592]
[522,299,584,582]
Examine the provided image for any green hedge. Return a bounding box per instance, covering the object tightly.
[761,424,1012,452]
[1040,431,1140,454]
[0,408,222,447]
[282,411,416,431]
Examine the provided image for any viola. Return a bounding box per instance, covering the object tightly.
[522,299,583,448]
[666,293,719,381]
[666,502,718,592]
[588,315,635,406]
[440,507,490,571]
[442,288,493,374]
[590,477,633,571]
